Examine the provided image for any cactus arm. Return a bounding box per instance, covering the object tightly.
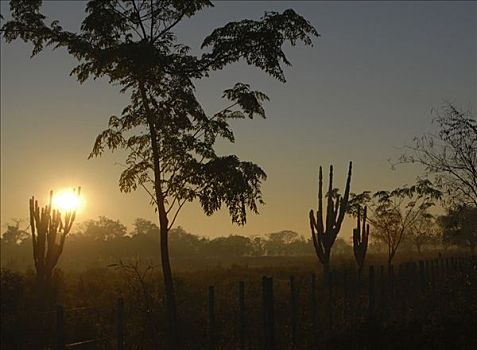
[335,161,352,231]
[67,211,76,232]
[332,195,340,228]
[310,210,325,263]
[46,210,62,272]
[353,205,369,271]
[47,210,57,248]
[38,208,48,273]
[30,197,40,271]
[310,210,318,245]
[353,228,359,261]
[353,206,361,261]
[325,165,334,234]
[363,224,369,260]
[363,207,368,231]
[357,206,362,238]
[65,211,73,233]
[317,167,324,235]
[29,198,36,236]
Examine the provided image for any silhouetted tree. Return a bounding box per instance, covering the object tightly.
[406,211,437,255]
[265,230,300,255]
[349,180,442,267]
[1,220,30,271]
[399,103,477,207]
[82,216,127,241]
[133,218,160,238]
[287,236,314,256]
[1,219,29,245]
[2,3,318,342]
[251,236,266,256]
[169,226,205,257]
[207,235,253,257]
[438,206,477,253]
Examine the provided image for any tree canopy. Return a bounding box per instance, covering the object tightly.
[438,205,477,253]
[348,179,442,265]
[399,104,477,207]
[2,1,318,343]
[1,0,318,227]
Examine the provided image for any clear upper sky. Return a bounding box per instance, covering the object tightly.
[1,1,476,238]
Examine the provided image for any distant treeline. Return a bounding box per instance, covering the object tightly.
[1,216,451,271]
[1,216,356,270]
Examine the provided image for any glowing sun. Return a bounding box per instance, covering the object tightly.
[52,188,82,213]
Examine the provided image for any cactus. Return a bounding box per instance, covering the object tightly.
[353,206,369,275]
[29,188,80,282]
[309,162,352,274]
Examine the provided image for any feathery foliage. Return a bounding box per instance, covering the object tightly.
[2,1,318,346]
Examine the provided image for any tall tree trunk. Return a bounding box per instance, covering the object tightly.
[387,242,393,272]
[160,224,178,349]
[387,254,393,273]
[322,261,330,277]
[139,82,178,349]
[416,243,422,255]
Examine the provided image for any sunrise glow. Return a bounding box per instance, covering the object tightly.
[52,188,82,213]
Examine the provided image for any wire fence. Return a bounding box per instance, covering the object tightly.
[2,254,476,349]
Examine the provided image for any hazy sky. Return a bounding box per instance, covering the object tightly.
[1,1,476,239]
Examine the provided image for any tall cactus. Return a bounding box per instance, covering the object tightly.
[353,206,369,275]
[29,188,80,282]
[309,162,352,275]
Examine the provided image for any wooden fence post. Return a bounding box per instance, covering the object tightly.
[425,260,430,284]
[432,259,438,285]
[310,273,317,332]
[419,260,426,293]
[290,276,297,347]
[411,261,418,294]
[262,276,274,350]
[208,286,216,350]
[238,281,245,350]
[56,305,65,350]
[117,298,124,350]
[368,266,375,322]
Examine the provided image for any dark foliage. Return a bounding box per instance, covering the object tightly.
[439,206,477,253]
[399,103,477,207]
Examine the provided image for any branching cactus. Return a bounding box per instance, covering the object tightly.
[353,206,369,275]
[309,162,352,274]
[29,188,80,282]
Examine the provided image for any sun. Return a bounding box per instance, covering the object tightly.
[52,188,82,213]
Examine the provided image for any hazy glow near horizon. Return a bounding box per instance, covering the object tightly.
[52,189,82,213]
